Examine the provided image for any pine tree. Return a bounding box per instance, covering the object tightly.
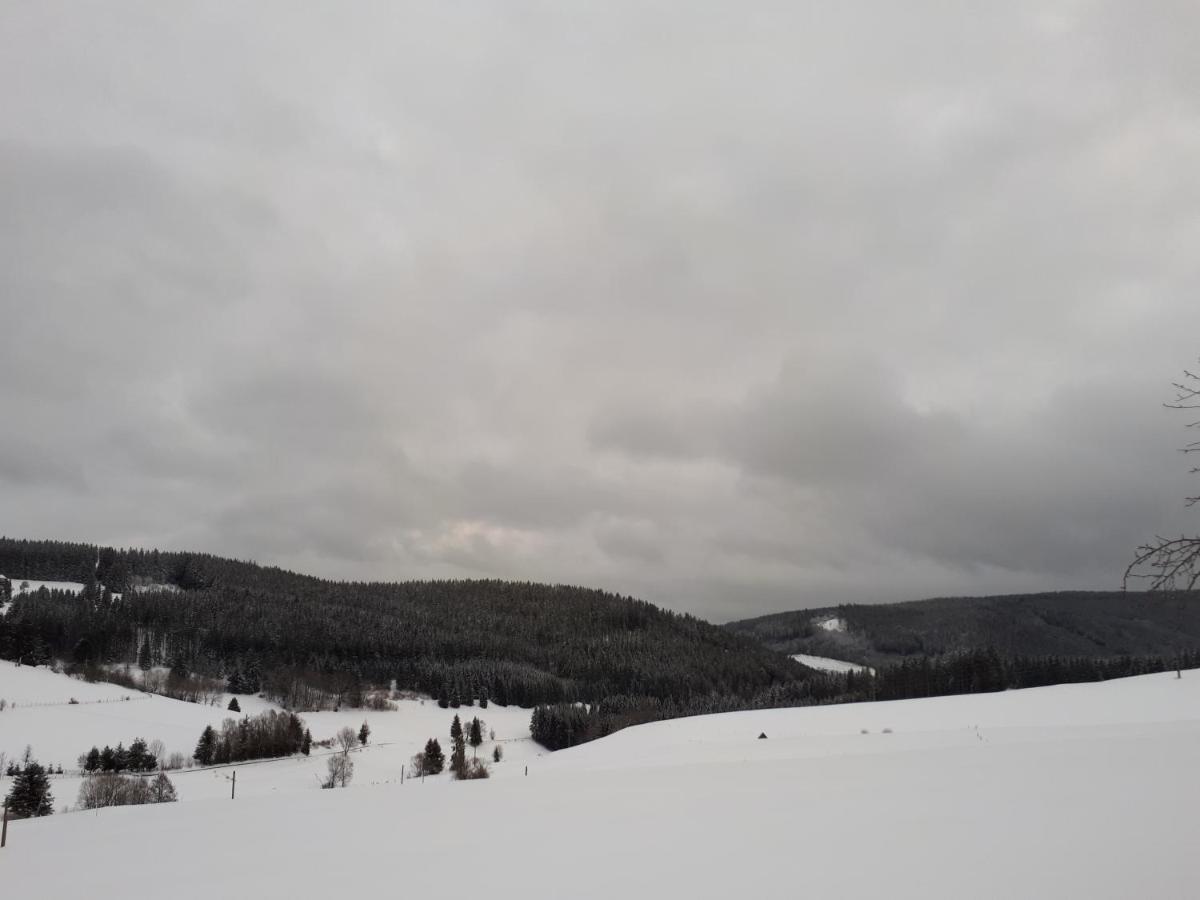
[423,738,444,774]
[301,729,312,756]
[137,635,152,671]
[450,736,467,779]
[6,760,54,818]
[228,697,241,713]
[358,721,370,746]
[450,715,463,744]
[469,717,483,752]
[83,746,101,772]
[128,738,154,772]
[193,725,217,766]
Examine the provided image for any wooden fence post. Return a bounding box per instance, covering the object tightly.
[2,797,9,848]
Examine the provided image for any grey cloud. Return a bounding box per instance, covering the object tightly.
[1,1,1198,621]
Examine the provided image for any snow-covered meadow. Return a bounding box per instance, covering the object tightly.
[0,660,541,801]
[1,662,1197,898]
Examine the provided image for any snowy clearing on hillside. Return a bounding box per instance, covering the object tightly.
[0,577,87,596]
[2,670,1197,898]
[817,615,847,632]
[791,652,872,674]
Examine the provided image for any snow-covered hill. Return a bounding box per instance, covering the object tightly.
[2,666,1197,898]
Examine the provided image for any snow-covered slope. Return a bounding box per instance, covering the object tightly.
[0,660,540,796]
[2,669,1197,898]
[791,652,872,674]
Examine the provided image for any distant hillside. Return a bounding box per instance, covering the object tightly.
[724,591,1200,667]
[0,537,832,712]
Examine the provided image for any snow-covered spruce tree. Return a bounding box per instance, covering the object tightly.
[468,717,483,756]
[6,760,53,818]
[228,697,241,713]
[358,720,370,746]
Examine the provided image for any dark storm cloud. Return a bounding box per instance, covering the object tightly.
[1,2,1198,621]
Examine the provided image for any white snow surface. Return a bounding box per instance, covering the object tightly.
[791,652,873,674]
[817,615,847,632]
[2,666,1198,898]
[1,577,87,595]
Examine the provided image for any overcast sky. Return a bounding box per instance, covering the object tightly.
[2,2,1198,621]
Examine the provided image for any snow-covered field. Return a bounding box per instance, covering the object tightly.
[0,660,541,800]
[2,663,1197,898]
[791,652,872,674]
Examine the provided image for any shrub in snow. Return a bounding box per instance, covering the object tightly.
[77,773,177,809]
[493,745,503,763]
[164,752,188,771]
[462,759,490,780]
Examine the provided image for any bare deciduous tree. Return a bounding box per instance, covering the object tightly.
[323,752,353,788]
[1127,364,1200,592]
[335,726,358,754]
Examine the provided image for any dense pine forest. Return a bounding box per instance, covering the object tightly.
[725,591,1200,667]
[0,537,835,712]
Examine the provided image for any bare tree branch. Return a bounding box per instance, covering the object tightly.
[1127,360,1200,590]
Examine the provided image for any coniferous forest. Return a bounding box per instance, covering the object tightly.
[0,537,832,713]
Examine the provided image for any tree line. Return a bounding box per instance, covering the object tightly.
[192,710,308,766]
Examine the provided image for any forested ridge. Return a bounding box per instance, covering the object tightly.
[0,537,831,711]
[725,590,1200,667]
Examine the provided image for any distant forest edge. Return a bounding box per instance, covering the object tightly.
[0,537,837,713]
[724,591,1200,667]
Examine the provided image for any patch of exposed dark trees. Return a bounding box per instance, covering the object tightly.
[192,710,307,766]
[81,738,158,773]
